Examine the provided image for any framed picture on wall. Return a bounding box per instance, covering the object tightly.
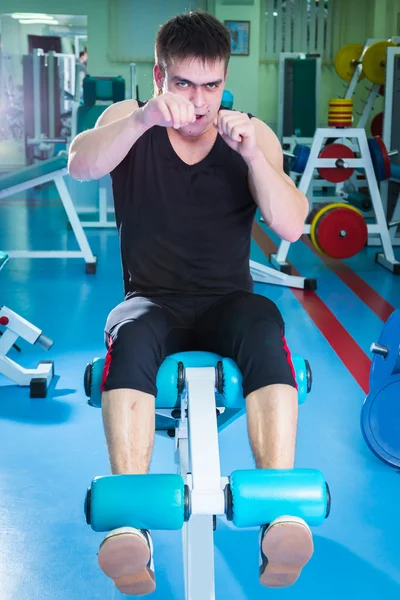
[224,20,250,56]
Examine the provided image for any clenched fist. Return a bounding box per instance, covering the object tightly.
[214,110,258,159]
[138,93,196,130]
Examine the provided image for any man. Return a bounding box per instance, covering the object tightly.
[69,11,310,598]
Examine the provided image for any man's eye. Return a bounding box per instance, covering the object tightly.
[178,82,189,88]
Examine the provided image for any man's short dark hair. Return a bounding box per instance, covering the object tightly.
[155,11,231,73]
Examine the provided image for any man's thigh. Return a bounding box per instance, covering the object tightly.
[102,296,194,396]
[195,292,297,397]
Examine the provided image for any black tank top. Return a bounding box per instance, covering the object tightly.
[110,112,257,298]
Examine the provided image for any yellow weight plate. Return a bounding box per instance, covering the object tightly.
[310,202,361,256]
[329,99,353,104]
[334,44,365,82]
[363,41,396,85]
[328,106,353,112]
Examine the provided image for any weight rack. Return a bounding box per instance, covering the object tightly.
[270,127,400,275]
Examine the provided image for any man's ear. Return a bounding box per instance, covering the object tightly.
[154,63,164,94]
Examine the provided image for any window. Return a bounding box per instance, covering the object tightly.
[262,0,333,62]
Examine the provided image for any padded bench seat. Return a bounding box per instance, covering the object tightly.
[0,153,68,192]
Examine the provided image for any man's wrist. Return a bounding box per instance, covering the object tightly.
[130,107,151,136]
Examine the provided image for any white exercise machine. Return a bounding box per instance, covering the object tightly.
[84,351,329,599]
[0,251,54,397]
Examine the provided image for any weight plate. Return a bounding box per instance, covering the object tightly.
[292,144,310,173]
[369,308,400,392]
[310,203,368,258]
[318,143,355,183]
[334,44,365,81]
[361,379,400,468]
[363,41,396,85]
[370,112,383,137]
[368,136,391,181]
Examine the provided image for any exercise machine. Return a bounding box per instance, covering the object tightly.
[0,152,97,273]
[361,308,400,468]
[67,75,125,229]
[0,251,54,397]
[83,350,330,599]
[373,45,400,248]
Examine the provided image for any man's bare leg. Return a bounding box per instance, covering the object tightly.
[102,389,155,474]
[98,389,156,596]
[246,384,314,589]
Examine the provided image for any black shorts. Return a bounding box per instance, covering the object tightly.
[101,291,297,398]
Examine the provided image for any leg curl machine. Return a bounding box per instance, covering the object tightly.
[0,252,54,397]
[83,350,330,598]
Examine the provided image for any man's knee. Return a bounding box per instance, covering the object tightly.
[234,314,298,398]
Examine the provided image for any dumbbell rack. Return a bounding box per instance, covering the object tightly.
[270,128,400,275]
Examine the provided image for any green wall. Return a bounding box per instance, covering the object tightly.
[215,0,260,116]
[1,0,400,130]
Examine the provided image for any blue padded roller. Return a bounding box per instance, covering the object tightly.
[229,469,328,528]
[86,351,310,409]
[0,153,68,192]
[88,474,185,532]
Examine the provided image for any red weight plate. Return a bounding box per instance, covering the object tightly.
[318,143,355,183]
[371,112,383,137]
[373,135,391,179]
[314,206,368,258]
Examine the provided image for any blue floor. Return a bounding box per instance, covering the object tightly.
[1,185,400,599]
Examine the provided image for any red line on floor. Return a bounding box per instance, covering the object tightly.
[252,223,371,393]
[300,235,395,322]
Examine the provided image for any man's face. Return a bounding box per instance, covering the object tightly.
[156,57,227,136]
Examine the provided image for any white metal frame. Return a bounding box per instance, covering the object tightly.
[173,366,228,600]
[270,128,400,273]
[0,306,53,389]
[0,165,97,270]
[376,46,400,247]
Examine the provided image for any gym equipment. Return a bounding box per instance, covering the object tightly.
[0,153,97,273]
[221,90,234,110]
[274,128,400,274]
[0,257,54,398]
[334,44,365,82]
[277,52,321,141]
[362,41,397,85]
[287,137,398,183]
[371,112,383,137]
[378,46,400,249]
[309,203,368,259]
[84,350,329,599]
[328,98,353,127]
[317,144,355,183]
[337,182,372,212]
[335,39,399,131]
[335,40,397,86]
[68,75,126,229]
[22,49,78,164]
[361,309,400,468]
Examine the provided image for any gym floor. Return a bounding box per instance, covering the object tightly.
[0,182,399,600]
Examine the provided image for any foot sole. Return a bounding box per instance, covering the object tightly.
[98,533,155,596]
[260,521,314,588]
